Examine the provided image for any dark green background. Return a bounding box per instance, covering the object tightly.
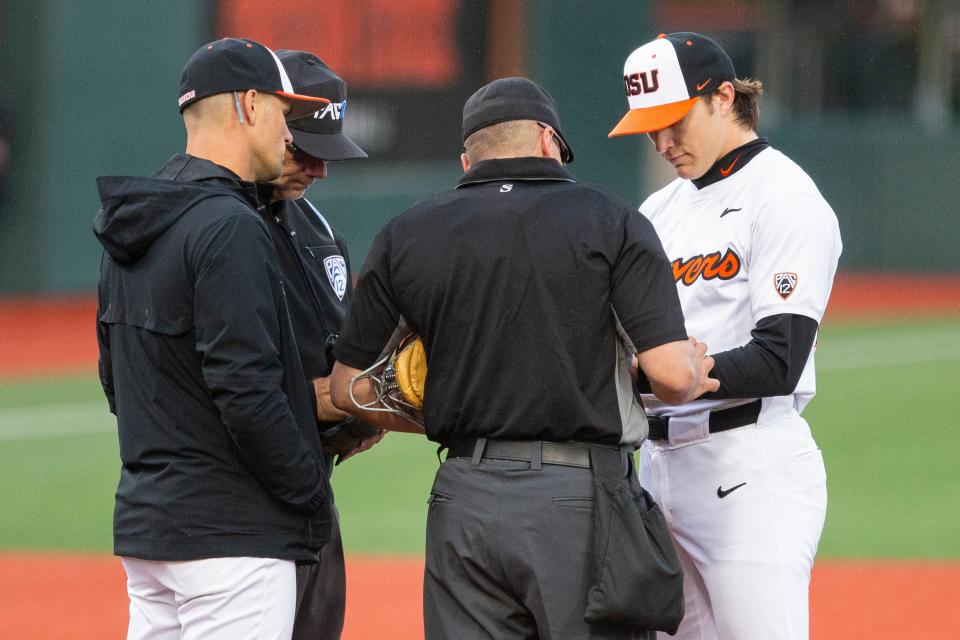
[1,1,958,295]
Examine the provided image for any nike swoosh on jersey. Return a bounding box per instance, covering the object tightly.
[717,482,747,498]
[719,154,741,177]
[720,207,742,218]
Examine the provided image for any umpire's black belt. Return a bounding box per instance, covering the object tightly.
[445,438,621,469]
[646,400,762,442]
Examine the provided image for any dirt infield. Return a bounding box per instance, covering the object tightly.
[824,272,960,319]
[0,295,98,379]
[1,552,958,639]
[2,271,958,381]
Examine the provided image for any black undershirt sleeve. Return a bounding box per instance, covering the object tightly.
[634,313,819,399]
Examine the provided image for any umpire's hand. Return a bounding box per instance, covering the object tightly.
[337,427,387,465]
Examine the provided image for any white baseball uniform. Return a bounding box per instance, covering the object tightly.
[638,143,842,639]
[123,556,297,640]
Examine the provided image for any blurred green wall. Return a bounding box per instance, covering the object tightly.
[764,117,960,272]
[0,1,957,296]
[0,0,212,294]
[525,0,649,200]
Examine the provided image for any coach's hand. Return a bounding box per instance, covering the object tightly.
[312,376,351,422]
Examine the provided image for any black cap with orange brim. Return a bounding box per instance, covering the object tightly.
[609,32,735,137]
[178,38,331,121]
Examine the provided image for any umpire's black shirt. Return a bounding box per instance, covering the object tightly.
[258,195,352,425]
[259,196,352,379]
[334,157,687,445]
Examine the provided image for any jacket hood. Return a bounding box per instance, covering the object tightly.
[93,154,259,263]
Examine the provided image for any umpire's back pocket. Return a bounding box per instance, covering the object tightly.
[584,480,684,634]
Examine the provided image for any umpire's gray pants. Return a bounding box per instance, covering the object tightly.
[424,452,652,640]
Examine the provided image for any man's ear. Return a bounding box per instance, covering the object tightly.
[240,89,259,126]
[538,125,561,163]
[715,81,736,115]
[538,127,549,158]
[460,151,471,172]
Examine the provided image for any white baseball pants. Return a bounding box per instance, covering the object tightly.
[121,556,296,640]
[640,413,827,640]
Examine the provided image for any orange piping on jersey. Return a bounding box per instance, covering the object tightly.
[719,154,741,177]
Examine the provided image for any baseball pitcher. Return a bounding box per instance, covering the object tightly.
[609,32,842,639]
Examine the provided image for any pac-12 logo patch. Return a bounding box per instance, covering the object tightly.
[324,256,348,301]
[774,272,798,299]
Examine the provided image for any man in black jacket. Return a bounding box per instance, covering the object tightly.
[266,50,383,640]
[94,38,334,639]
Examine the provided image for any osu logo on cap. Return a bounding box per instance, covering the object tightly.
[624,70,660,97]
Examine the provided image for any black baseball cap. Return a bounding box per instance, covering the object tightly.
[277,51,367,161]
[178,38,331,120]
[462,77,574,164]
[609,32,736,136]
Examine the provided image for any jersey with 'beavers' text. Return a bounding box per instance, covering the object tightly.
[639,145,842,422]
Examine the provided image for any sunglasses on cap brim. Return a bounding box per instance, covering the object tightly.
[537,122,571,165]
[286,142,325,164]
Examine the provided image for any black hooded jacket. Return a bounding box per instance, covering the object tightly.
[94,154,331,562]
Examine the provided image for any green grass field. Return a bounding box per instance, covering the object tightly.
[1,317,957,558]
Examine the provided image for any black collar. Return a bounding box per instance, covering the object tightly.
[692,138,770,190]
[455,157,575,189]
[156,153,245,183]
[256,181,275,206]
[157,153,263,208]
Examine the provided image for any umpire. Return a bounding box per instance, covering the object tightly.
[330,78,718,639]
[264,50,383,640]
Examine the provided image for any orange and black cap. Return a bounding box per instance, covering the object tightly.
[178,38,330,120]
[609,32,736,137]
